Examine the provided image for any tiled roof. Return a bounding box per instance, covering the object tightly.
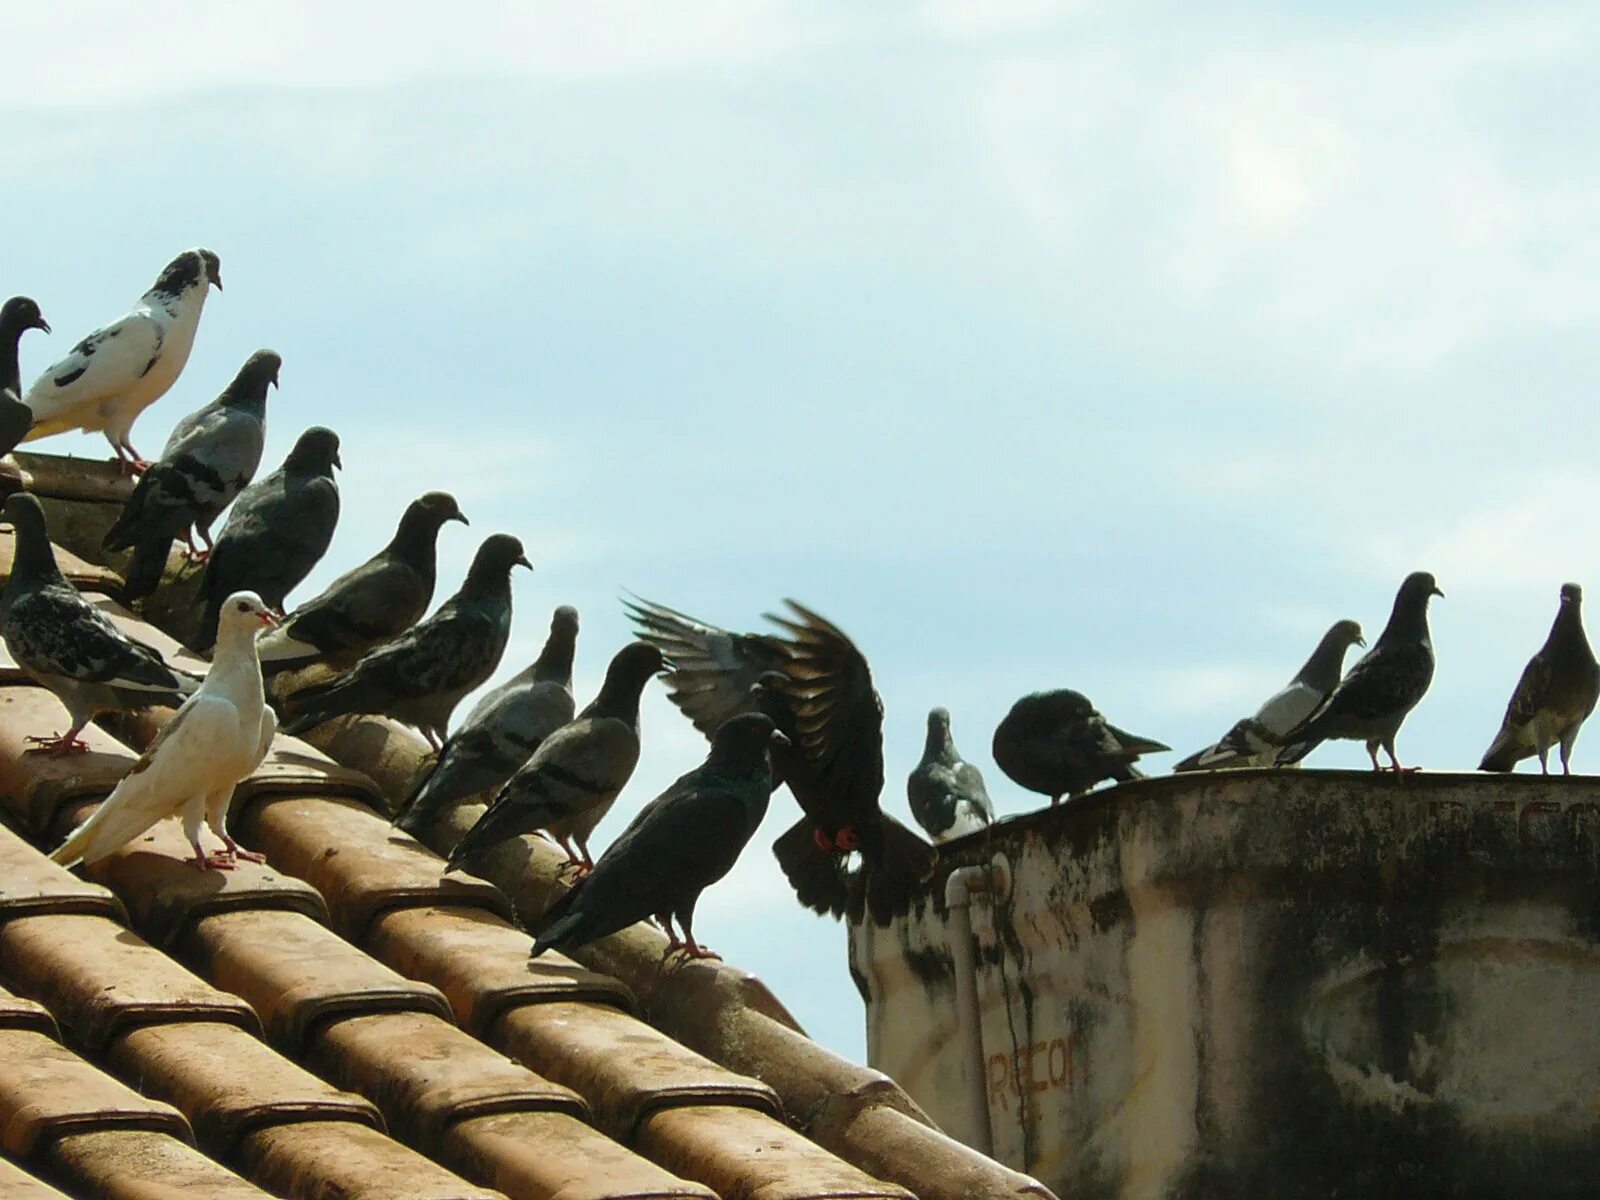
[0,458,1057,1200]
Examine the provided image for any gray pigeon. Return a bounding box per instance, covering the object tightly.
[1480,583,1600,774]
[0,492,198,755]
[257,491,467,674]
[101,350,278,604]
[907,707,994,842]
[393,605,579,837]
[531,712,786,961]
[195,426,342,650]
[1276,571,1443,772]
[1173,619,1366,772]
[444,641,662,874]
[992,690,1169,804]
[1,297,50,457]
[279,533,531,749]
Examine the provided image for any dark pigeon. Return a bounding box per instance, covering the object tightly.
[626,595,937,926]
[101,350,278,604]
[279,533,530,749]
[195,426,342,650]
[1275,571,1443,772]
[394,605,579,838]
[1,297,50,456]
[1481,583,1600,774]
[1174,619,1366,772]
[444,640,660,874]
[0,492,197,755]
[257,491,467,674]
[908,707,995,842]
[531,712,786,961]
[992,689,1169,804]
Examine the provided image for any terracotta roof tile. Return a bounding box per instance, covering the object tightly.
[0,821,123,924]
[0,689,133,837]
[0,522,121,596]
[0,981,59,1039]
[0,1154,73,1199]
[45,1129,275,1200]
[238,1119,507,1200]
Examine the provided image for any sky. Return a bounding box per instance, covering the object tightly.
[4,1,1599,1059]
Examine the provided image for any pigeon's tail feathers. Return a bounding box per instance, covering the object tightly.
[530,908,585,959]
[278,674,369,736]
[1272,736,1321,767]
[118,541,171,606]
[395,746,505,838]
[50,785,160,870]
[1172,743,1234,773]
[443,783,553,872]
[1479,729,1527,773]
[858,813,938,925]
[20,411,82,443]
[258,629,323,675]
[772,818,851,919]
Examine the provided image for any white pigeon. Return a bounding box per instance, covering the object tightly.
[51,591,278,872]
[23,248,222,471]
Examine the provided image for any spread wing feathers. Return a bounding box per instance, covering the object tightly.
[624,595,789,735]
[23,311,163,437]
[764,599,882,774]
[773,818,852,918]
[8,587,197,696]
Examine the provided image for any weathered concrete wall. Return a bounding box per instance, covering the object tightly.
[852,769,1600,1198]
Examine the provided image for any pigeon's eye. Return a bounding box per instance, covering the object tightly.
[235,601,249,613]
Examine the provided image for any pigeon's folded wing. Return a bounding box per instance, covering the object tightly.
[24,312,163,432]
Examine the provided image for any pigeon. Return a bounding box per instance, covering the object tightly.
[992,690,1169,804]
[444,640,661,874]
[1,297,50,457]
[1275,571,1443,772]
[279,533,531,749]
[50,591,278,871]
[0,492,199,755]
[1173,619,1367,772]
[531,712,787,961]
[23,249,222,471]
[195,427,342,650]
[626,596,937,926]
[907,707,995,842]
[393,605,579,838]
[257,491,467,674]
[100,350,278,605]
[1480,583,1600,774]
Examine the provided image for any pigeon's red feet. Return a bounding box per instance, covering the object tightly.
[24,733,90,757]
[679,938,721,961]
[813,827,836,853]
[194,852,238,871]
[224,840,267,864]
[835,825,860,852]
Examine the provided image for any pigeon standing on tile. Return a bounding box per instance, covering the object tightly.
[50,591,278,871]
[444,640,660,874]
[23,249,222,471]
[1480,583,1600,774]
[257,491,467,674]
[1,297,50,457]
[0,493,199,755]
[627,596,937,926]
[907,708,995,842]
[394,605,579,838]
[279,533,531,749]
[531,712,787,961]
[194,427,342,650]
[992,690,1169,804]
[1275,571,1443,772]
[100,350,278,605]
[1173,619,1367,772]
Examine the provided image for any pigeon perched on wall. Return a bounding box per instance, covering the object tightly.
[1173,619,1366,772]
[101,350,278,605]
[531,712,786,961]
[0,492,198,755]
[1,297,50,457]
[992,690,1169,804]
[626,596,936,926]
[195,427,341,650]
[1275,571,1443,772]
[279,533,530,749]
[444,640,660,874]
[50,591,277,871]
[23,249,221,471]
[394,605,578,838]
[907,707,995,842]
[1480,583,1600,774]
[257,491,467,674]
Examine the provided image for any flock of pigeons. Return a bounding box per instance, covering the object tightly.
[2,249,1597,959]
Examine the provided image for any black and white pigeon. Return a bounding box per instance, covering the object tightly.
[992,690,1169,804]
[626,596,937,926]
[444,640,660,874]
[279,533,531,749]
[1,297,50,457]
[1275,571,1443,772]
[101,350,278,605]
[23,249,222,471]
[1480,583,1600,774]
[393,605,579,838]
[907,707,995,842]
[1173,619,1367,772]
[531,712,787,962]
[257,491,467,675]
[0,492,198,755]
[195,427,342,650]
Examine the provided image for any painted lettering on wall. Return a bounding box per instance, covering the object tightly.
[988,1033,1078,1114]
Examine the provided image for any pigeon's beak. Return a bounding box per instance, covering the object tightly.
[515,554,533,571]
[1431,585,1445,598]
[452,512,470,526]
[770,730,791,750]
[1355,635,1367,648]
[32,317,50,334]
[211,269,223,291]
[258,609,280,628]
[332,452,343,470]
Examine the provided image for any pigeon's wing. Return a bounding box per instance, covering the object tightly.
[1501,650,1553,730]
[766,599,883,784]
[339,607,499,702]
[625,596,790,737]
[264,557,413,662]
[6,587,190,693]
[1319,643,1433,722]
[1253,679,1324,737]
[23,308,163,433]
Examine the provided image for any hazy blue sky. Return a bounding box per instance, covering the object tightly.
[5,2,1598,1057]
